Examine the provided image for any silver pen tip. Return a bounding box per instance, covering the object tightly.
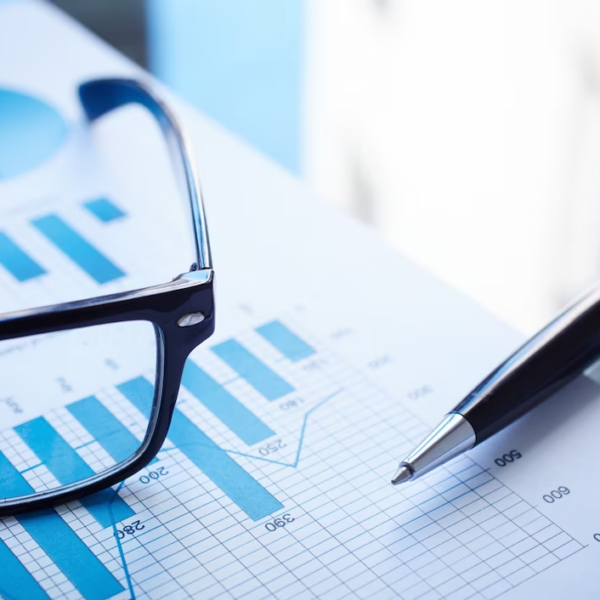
[391,464,414,486]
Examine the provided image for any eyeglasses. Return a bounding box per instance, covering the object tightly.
[0,78,214,515]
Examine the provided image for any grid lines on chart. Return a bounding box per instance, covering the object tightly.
[0,315,586,600]
[90,316,586,600]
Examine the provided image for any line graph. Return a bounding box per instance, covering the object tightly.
[217,388,345,469]
[106,384,345,600]
[97,319,583,600]
[0,317,587,599]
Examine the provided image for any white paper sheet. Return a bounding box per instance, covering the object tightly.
[0,2,598,599]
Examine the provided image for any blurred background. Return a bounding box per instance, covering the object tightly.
[52,0,600,335]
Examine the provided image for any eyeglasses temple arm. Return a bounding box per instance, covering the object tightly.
[78,78,212,271]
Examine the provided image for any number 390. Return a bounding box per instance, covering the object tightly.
[265,514,294,532]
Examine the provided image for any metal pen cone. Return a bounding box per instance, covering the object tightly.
[391,464,413,485]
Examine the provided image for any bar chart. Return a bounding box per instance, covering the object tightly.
[0,319,321,599]
[14,417,135,528]
[0,198,127,286]
[0,452,125,600]
[118,376,283,522]
[0,320,312,519]
[0,317,586,599]
[181,360,275,445]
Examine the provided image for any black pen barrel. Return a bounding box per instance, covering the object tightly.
[454,285,600,443]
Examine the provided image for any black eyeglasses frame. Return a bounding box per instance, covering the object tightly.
[0,78,215,516]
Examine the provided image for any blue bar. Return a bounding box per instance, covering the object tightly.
[67,396,141,464]
[14,417,135,528]
[0,451,124,600]
[212,339,294,401]
[118,377,283,521]
[168,410,284,521]
[0,231,46,281]
[84,198,126,223]
[20,510,124,600]
[31,214,125,284]
[0,538,49,600]
[182,360,275,445]
[256,320,316,362]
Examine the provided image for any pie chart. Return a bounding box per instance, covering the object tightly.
[0,88,68,179]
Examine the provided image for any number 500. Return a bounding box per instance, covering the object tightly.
[494,450,522,467]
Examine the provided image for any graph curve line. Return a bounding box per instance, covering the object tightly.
[160,388,344,469]
[108,482,136,600]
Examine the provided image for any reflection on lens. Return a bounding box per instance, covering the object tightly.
[0,321,157,506]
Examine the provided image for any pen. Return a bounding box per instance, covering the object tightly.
[391,283,600,485]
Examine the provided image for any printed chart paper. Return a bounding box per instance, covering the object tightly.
[0,2,599,599]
